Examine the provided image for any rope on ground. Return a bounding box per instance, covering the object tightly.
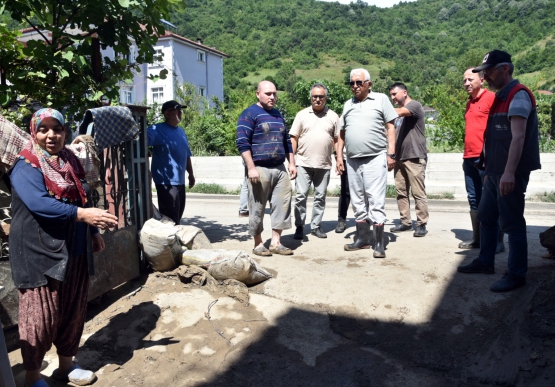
[205,299,233,346]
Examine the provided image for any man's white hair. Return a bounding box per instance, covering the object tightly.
[350,68,371,81]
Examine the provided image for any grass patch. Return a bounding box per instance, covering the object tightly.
[386,184,396,198]
[188,183,229,195]
[532,191,555,202]
[427,192,455,200]
[242,69,278,84]
[296,54,391,83]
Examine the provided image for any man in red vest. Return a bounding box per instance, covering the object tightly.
[457,50,541,292]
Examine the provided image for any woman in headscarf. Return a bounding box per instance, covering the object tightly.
[9,108,118,387]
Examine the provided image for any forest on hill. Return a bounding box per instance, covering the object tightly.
[172,0,555,92]
[166,0,555,155]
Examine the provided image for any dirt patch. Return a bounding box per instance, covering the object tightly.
[8,267,555,387]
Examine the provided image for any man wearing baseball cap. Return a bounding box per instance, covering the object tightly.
[147,100,195,224]
[457,50,541,292]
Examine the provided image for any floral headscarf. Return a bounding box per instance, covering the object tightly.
[20,108,87,204]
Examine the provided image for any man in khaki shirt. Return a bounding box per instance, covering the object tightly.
[290,83,339,240]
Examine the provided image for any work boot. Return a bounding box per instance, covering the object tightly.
[459,210,480,249]
[373,223,386,258]
[344,221,371,251]
[457,258,495,274]
[490,273,526,292]
[413,224,428,237]
[390,223,412,233]
[335,219,346,233]
[310,227,327,239]
[495,231,505,254]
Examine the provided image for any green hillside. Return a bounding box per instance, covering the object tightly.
[172,0,555,91]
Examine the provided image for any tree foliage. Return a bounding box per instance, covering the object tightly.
[170,0,555,92]
[0,0,181,112]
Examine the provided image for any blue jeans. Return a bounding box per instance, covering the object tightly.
[463,157,485,211]
[477,173,530,277]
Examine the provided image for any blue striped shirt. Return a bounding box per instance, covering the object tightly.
[236,104,293,167]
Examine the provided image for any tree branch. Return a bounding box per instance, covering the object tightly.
[57,29,97,52]
[61,5,85,34]
[22,16,52,45]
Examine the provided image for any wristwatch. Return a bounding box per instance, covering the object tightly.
[387,153,396,159]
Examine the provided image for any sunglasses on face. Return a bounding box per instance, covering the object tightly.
[349,80,368,87]
[311,95,326,100]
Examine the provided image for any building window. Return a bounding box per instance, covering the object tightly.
[152,87,164,103]
[127,46,135,64]
[120,85,134,104]
[118,46,135,64]
[197,50,205,62]
[151,48,163,67]
[198,86,206,97]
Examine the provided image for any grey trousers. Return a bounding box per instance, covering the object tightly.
[294,166,330,230]
[248,164,292,236]
[346,153,388,224]
[239,176,248,213]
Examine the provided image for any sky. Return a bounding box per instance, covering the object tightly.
[318,0,417,7]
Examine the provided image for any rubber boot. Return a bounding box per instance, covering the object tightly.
[373,223,386,258]
[344,221,371,251]
[459,210,480,249]
[496,231,505,254]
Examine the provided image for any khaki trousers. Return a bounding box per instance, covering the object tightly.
[394,158,429,226]
[248,164,292,236]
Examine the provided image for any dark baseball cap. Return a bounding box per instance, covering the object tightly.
[161,100,185,113]
[472,50,512,73]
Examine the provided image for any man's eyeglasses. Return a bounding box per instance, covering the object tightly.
[349,80,368,87]
[311,95,326,100]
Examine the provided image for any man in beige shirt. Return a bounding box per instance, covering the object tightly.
[290,83,339,240]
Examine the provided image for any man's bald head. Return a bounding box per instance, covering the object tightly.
[257,80,275,92]
[256,81,278,110]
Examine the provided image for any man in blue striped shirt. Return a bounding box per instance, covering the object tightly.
[236,81,297,257]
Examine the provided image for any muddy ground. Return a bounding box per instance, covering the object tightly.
[8,196,555,386]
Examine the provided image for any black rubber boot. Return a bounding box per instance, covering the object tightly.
[496,231,505,254]
[373,223,386,258]
[459,210,480,249]
[344,221,371,251]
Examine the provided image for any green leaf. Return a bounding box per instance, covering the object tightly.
[118,0,130,8]
[0,94,9,106]
[92,90,104,100]
[58,69,70,78]
[28,72,47,78]
[62,51,74,61]
[77,56,87,68]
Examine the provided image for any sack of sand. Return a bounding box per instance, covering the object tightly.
[181,249,272,286]
[140,219,182,271]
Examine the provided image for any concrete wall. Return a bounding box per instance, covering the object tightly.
[188,154,555,198]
